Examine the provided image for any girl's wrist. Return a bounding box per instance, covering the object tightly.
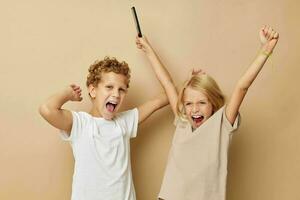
[260,50,272,57]
[259,47,272,57]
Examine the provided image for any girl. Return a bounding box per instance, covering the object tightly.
[135,26,279,200]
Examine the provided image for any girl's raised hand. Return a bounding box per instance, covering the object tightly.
[259,26,279,54]
[191,68,206,76]
[68,84,83,102]
[188,68,206,77]
[186,68,206,81]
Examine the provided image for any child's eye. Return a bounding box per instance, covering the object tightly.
[185,103,192,106]
[200,101,206,104]
[119,88,126,93]
[106,85,113,89]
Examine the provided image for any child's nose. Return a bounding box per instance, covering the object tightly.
[112,89,120,97]
[192,104,199,112]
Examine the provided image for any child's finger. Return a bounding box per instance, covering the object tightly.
[267,27,273,40]
[259,28,266,40]
[136,35,146,43]
[263,25,268,34]
[75,89,82,94]
[70,84,76,88]
[264,26,270,36]
[273,32,279,39]
[73,86,81,91]
[71,84,80,89]
[138,36,148,46]
[135,37,140,43]
[193,69,206,75]
[269,31,275,40]
[76,92,82,97]
[192,69,200,74]
[260,27,265,35]
[136,40,141,45]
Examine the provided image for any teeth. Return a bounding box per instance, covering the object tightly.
[192,115,203,119]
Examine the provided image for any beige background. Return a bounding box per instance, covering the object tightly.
[0,0,299,199]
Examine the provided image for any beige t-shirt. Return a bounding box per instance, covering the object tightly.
[158,106,240,200]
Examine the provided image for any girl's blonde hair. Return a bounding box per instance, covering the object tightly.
[176,74,225,120]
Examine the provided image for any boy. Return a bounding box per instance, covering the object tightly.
[39,57,168,200]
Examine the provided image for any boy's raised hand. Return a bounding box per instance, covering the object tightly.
[39,84,82,133]
[260,26,279,54]
[135,36,153,54]
[68,84,83,101]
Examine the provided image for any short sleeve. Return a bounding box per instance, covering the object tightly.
[60,111,83,142]
[173,116,179,126]
[222,110,241,134]
[173,114,190,129]
[117,108,139,138]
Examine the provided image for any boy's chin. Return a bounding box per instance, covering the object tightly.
[102,109,119,120]
[103,113,115,120]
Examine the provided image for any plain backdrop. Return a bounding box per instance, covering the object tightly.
[1,0,299,199]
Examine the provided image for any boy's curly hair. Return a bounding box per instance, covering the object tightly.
[86,57,131,88]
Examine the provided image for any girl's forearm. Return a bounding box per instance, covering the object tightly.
[237,47,270,90]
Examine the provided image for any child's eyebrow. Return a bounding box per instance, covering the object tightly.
[184,99,207,102]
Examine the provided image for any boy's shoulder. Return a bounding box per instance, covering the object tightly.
[72,110,91,118]
[115,108,138,122]
[70,110,93,126]
[116,108,137,117]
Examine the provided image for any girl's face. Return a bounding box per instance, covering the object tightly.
[183,86,213,130]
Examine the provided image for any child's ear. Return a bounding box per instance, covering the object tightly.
[88,84,96,98]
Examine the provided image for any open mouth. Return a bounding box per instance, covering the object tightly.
[191,115,204,124]
[106,101,118,113]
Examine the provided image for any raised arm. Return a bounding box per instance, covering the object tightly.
[226,26,279,124]
[39,84,82,134]
[137,92,169,124]
[136,36,178,116]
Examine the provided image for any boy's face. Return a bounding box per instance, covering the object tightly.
[183,86,213,130]
[90,72,128,120]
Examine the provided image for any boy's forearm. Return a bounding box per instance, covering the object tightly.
[145,49,175,87]
[40,88,71,112]
[153,92,169,110]
[39,88,74,132]
[137,92,169,124]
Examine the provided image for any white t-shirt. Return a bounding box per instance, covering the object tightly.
[61,108,139,200]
